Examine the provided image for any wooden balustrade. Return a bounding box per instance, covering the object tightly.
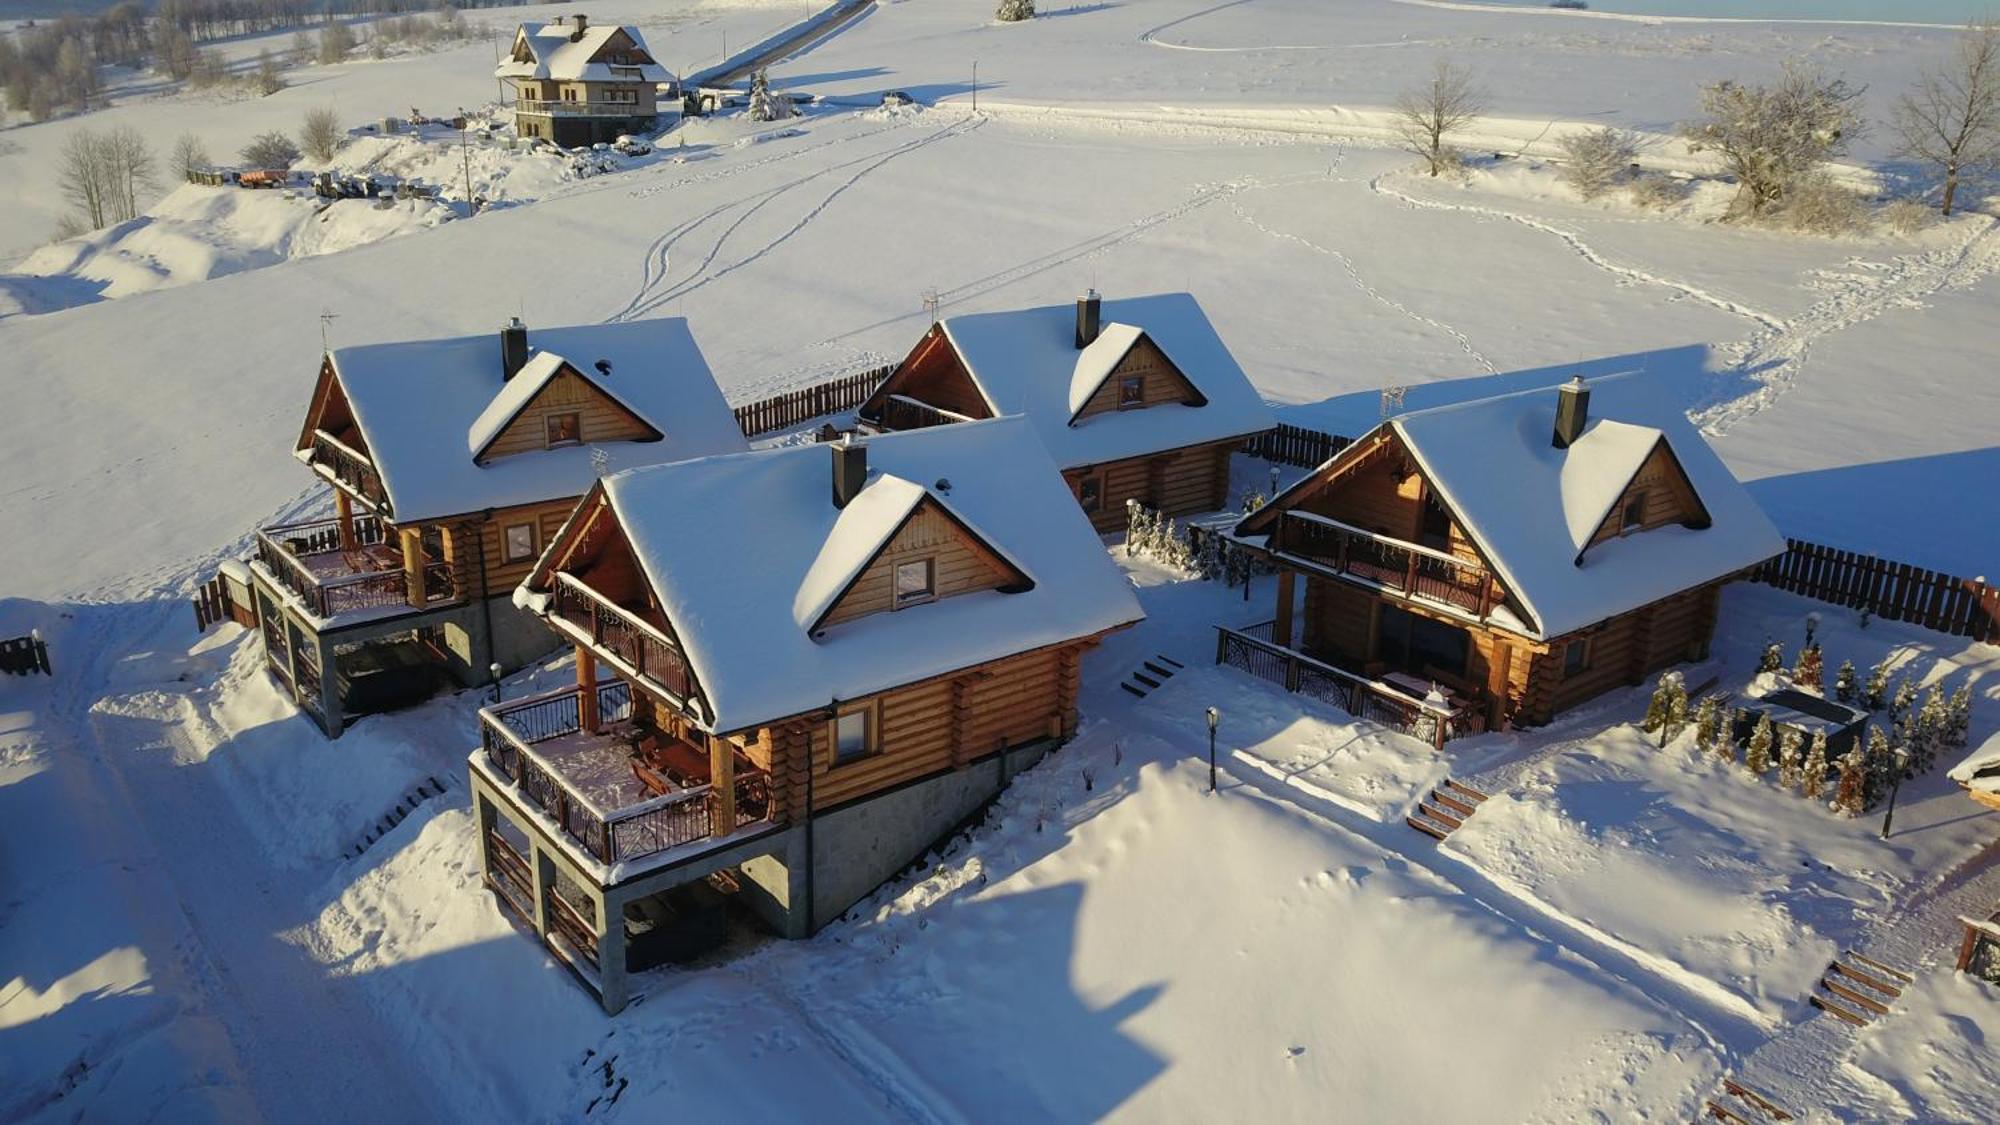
[254,515,458,619]
[864,394,977,433]
[1275,511,1496,618]
[309,430,388,510]
[552,574,699,709]
[1214,622,1466,750]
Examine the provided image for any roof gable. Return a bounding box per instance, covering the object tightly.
[1066,326,1207,424]
[1577,437,1711,564]
[497,21,668,83]
[468,358,662,465]
[798,482,1033,635]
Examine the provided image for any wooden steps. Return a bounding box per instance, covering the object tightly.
[1705,1077,1795,1122]
[1406,778,1489,841]
[1118,653,1184,699]
[1810,950,1909,1028]
[344,775,450,860]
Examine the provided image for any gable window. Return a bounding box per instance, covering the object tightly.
[1077,473,1103,513]
[546,411,582,448]
[1562,638,1590,678]
[894,558,935,608]
[832,703,877,767]
[503,522,538,563]
[1621,492,1647,534]
[1419,494,1452,551]
[1118,376,1145,409]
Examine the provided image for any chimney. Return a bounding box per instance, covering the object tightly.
[831,436,868,508]
[1553,375,1590,449]
[1074,289,1101,349]
[569,13,587,41]
[500,317,529,381]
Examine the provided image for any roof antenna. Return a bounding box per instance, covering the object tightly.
[319,308,339,353]
[921,287,940,324]
[1380,384,1406,419]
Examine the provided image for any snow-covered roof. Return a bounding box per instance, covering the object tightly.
[938,293,1274,470]
[588,417,1144,733]
[1950,733,2000,794]
[494,21,669,84]
[1389,373,1785,638]
[322,319,746,523]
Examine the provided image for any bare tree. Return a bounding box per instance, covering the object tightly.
[1892,20,2000,216]
[241,130,300,168]
[300,106,343,163]
[1392,59,1486,177]
[1555,126,1643,199]
[171,131,211,179]
[59,131,110,230]
[104,125,156,221]
[253,49,285,95]
[1680,61,1867,219]
[318,22,355,66]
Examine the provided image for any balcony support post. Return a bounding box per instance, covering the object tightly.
[1274,568,1297,649]
[400,527,425,609]
[709,733,736,835]
[335,489,357,551]
[576,645,600,733]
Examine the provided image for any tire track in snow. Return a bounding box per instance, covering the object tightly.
[748,982,964,1125]
[1137,0,1452,53]
[1370,171,1787,331]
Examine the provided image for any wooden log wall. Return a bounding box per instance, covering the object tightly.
[1750,538,1999,644]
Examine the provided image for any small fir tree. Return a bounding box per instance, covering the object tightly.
[1911,685,1950,773]
[1793,643,1824,692]
[1801,729,1830,800]
[1864,724,1896,809]
[747,69,796,122]
[1832,748,1867,816]
[996,0,1036,21]
[1945,683,1972,751]
[1890,678,1919,744]
[1834,659,1857,704]
[1716,709,1741,764]
[1863,655,1893,710]
[1745,714,1775,774]
[1694,696,1721,756]
[1758,640,1785,675]
[1664,680,1690,745]
[1642,672,1675,737]
[1777,727,1804,789]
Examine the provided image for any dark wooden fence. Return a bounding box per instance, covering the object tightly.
[734,365,891,438]
[1750,538,2000,643]
[1241,423,1350,469]
[0,634,51,677]
[193,569,258,633]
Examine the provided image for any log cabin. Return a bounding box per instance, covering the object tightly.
[1225,374,1786,738]
[1950,737,2000,814]
[469,417,1143,1012]
[855,291,1276,532]
[247,317,745,737]
[496,14,670,147]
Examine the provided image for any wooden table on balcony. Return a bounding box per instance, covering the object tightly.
[629,734,710,797]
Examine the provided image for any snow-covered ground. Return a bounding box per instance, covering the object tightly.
[5,0,2000,1120]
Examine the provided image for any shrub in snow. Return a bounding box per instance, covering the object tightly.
[1777,172,1868,236]
[1834,659,1857,704]
[241,131,301,169]
[1777,727,1804,789]
[1801,729,1830,800]
[1757,640,1784,675]
[1880,197,1936,235]
[1832,748,1867,816]
[1555,126,1641,200]
[319,22,356,66]
[996,0,1036,20]
[1744,714,1775,774]
[1679,60,1867,219]
[1643,671,1687,745]
[1693,696,1721,756]
[1626,172,1686,210]
[300,107,344,164]
[748,70,796,122]
[1862,656,1893,710]
[253,50,286,96]
[1793,642,1823,692]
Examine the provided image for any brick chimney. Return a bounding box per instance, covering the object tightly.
[500,317,529,381]
[831,435,868,508]
[1074,289,1101,349]
[1553,375,1590,449]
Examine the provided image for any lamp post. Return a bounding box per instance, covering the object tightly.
[971,60,978,113]
[1880,745,1911,839]
[489,661,504,705]
[1205,706,1219,793]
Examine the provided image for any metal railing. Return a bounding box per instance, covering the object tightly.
[515,98,653,117]
[254,515,458,620]
[1214,621,1469,750]
[1274,511,1498,619]
[479,681,769,866]
[552,573,700,711]
[861,394,978,433]
[308,430,388,511]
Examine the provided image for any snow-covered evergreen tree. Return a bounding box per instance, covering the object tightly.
[1802,729,1829,799]
[1834,659,1857,704]
[995,0,1036,21]
[1745,714,1775,774]
[1716,709,1741,764]
[1945,683,1973,751]
[1832,748,1867,816]
[1793,643,1823,692]
[1694,696,1721,756]
[1911,685,1949,773]
[1863,655,1893,710]
[1777,727,1803,789]
[1642,672,1675,738]
[1863,724,1896,809]
[1757,640,1785,675]
[1664,680,1689,745]
[1890,677,1919,744]
[747,69,795,122]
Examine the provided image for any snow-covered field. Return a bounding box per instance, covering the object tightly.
[4,0,1999,1121]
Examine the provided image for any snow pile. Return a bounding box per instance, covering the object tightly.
[1845,972,2000,1121]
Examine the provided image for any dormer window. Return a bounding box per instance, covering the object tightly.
[894,558,935,607]
[1621,492,1647,534]
[1118,376,1145,409]
[546,412,581,448]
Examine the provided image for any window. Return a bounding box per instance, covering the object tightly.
[545,411,582,448]
[1419,494,1452,550]
[833,705,875,766]
[1078,473,1102,513]
[503,522,537,563]
[1118,376,1145,409]
[1621,492,1647,534]
[562,87,578,102]
[1563,638,1590,678]
[894,558,935,607]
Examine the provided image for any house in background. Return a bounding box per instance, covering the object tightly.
[496,14,669,147]
[248,317,745,737]
[470,418,1143,1012]
[1225,374,1786,735]
[857,291,1276,532]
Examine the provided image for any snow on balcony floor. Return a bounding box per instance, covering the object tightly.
[524,720,663,815]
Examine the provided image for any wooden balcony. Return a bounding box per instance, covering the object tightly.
[479,681,772,867]
[255,514,458,621]
[1214,621,1477,749]
[858,394,978,434]
[306,429,389,513]
[1271,511,1502,620]
[515,98,653,118]
[548,573,705,719]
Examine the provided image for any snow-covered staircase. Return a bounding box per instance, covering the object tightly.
[1119,654,1184,699]
[1405,778,1488,841]
[1808,950,1911,1027]
[1704,1077,1796,1123]
[344,775,450,860]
